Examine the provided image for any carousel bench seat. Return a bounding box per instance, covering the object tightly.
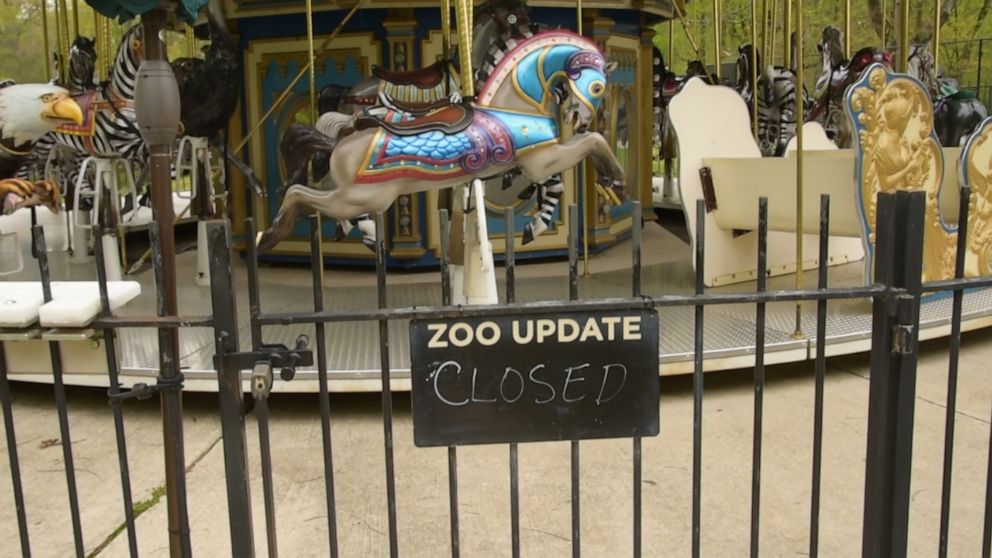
[0,280,141,328]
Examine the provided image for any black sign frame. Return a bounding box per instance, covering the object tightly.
[409,309,660,447]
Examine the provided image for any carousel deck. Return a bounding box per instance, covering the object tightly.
[4,222,992,392]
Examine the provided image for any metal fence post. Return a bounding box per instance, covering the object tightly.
[207,220,255,556]
[862,190,925,558]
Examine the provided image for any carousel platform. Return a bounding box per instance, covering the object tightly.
[3,219,991,392]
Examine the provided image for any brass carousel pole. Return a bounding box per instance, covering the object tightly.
[933,0,941,70]
[713,0,722,80]
[844,0,851,58]
[768,0,777,69]
[579,0,589,276]
[751,0,759,138]
[668,16,675,69]
[41,0,51,82]
[71,0,79,39]
[899,0,910,72]
[441,0,451,61]
[782,0,790,67]
[305,0,325,279]
[185,24,196,58]
[793,0,805,337]
[881,0,887,50]
[455,0,473,99]
[53,0,66,83]
[760,0,768,66]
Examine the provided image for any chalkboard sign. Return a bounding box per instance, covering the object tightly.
[409,309,660,447]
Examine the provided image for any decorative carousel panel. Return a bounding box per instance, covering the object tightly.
[845,63,964,283]
[244,34,380,259]
[960,116,992,277]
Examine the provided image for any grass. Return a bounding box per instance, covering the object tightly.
[86,484,168,557]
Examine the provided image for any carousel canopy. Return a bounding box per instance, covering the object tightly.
[84,0,207,23]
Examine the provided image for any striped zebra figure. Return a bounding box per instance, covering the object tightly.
[735,44,806,157]
[26,24,145,174]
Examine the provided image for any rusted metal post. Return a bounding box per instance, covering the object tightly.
[135,8,192,557]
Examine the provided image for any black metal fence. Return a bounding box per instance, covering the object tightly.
[2,188,992,556]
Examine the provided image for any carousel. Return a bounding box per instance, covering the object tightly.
[1,0,991,392]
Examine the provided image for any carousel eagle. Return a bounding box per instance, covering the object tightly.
[0,82,83,214]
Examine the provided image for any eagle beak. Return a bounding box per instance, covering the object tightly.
[44,94,84,126]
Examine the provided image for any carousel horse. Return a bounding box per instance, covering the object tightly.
[288,0,567,245]
[907,42,988,146]
[734,44,808,156]
[339,0,533,115]
[811,25,893,147]
[257,31,624,252]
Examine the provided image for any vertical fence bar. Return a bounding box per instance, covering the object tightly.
[307,217,340,557]
[439,209,460,558]
[0,342,29,557]
[809,194,830,558]
[33,226,85,557]
[939,187,970,557]
[244,219,279,557]
[256,393,278,557]
[374,211,400,557]
[568,204,581,558]
[94,226,139,557]
[505,208,521,558]
[631,201,643,558]
[750,198,768,558]
[862,191,925,558]
[692,200,705,558]
[206,220,255,557]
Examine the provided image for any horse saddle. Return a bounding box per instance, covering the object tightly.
[372,60,449,89]
[359,104,474,136]
[55,89,133,137]
[384,95,452,115]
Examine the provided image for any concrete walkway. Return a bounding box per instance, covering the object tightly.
[2,325,992,556]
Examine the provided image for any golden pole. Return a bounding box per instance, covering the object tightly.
[794,0,805,337]
[456,0,474,98]
[782,0,790,67]
[41,0,51,82]
[53,0,66,83]
[760,0,769,63]
[933,0,941,70]
[768,0,777,69]
[71,0,79,39]
[751,0,759,139]
[844,0,851,58]
[441,0,451,60]
[668,18,675,68]
[578,0,588,276]
[233,0,365,156]
[185,24,196,58]
[899,0,909,73]
[713,0,722,80]
[881,0,887,51]
[304,0,324,283]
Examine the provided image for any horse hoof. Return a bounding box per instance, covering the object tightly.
[256,230,278,252]
[522,224,535,245]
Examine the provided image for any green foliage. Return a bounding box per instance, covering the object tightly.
[656,0,992,94]
[0,0,198,86]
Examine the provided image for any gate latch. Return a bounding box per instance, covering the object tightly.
[252,361,273,400]
[220,334,314,385]
[891,294,917,356]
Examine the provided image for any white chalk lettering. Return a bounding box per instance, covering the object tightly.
[500,367,525,403]
[427,323,448,348]
[596,364,628,405]
[562,363,590,403]
[433,361,468,406]
[471,367,497,403]
[529,364,556,404]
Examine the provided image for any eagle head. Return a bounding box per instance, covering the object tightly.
[0,83,84,147]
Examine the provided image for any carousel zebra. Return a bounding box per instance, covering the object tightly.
[734,44,808,157]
